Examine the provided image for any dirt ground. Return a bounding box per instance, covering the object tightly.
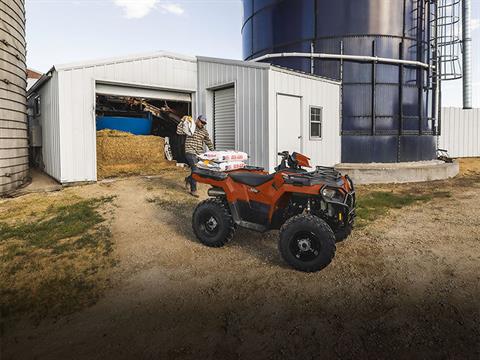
[2,161,480,359]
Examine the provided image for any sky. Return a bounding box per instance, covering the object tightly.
[26,0,479,108]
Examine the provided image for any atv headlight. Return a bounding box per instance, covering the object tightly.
[321,188,338,199]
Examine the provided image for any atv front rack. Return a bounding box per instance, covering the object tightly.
[283,166,344,187]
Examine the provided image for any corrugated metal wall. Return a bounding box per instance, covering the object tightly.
[0,0,28,194]
[32,54,342,181]
[33,53,197,183]
[33,71,61,180]
[198,58,341,170]
[197,58,270,169]
[439,108,480,158]
[213,87,236,150]
[269,68,341,169]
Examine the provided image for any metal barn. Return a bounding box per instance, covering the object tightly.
[28,52,341,183]
[198,57,341,171]
[28,52,197,183]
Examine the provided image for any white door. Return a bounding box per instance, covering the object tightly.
[214,87,235,150]
[277,94,302,154]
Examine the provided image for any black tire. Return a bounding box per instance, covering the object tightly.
[192,198,235,248]
[335,223,353,242]
[279,214,336,272]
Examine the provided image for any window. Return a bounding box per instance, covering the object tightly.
[33,95,41,117]
[310,106,322,139]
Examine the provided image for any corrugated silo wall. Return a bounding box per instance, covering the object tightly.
[0,0,28,194]
[243,0,438,163]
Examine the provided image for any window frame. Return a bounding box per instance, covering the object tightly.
[309,106,323,140]
[33,95,41,117]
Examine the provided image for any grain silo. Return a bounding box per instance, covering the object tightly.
[0,0,29,194]
[242,0,463,163]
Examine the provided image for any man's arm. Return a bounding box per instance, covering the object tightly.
[176,120,186,135]
[204,132,214,151]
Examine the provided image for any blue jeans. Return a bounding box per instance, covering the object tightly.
[185,153,198,192]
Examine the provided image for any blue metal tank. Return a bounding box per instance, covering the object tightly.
[243,0,438,163]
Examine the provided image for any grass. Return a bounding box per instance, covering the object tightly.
[355,189,454,228]
[0,196,116,325]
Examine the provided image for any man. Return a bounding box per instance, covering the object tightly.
[177,115,214,197]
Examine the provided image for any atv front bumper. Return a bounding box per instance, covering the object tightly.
[323,190,356,228]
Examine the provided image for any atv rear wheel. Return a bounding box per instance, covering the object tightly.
[192,198,235,248]
[279,214,336,272]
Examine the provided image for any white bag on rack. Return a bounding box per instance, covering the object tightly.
[197,160,246,172]
[199,150,249,162]
[182,116,196,137]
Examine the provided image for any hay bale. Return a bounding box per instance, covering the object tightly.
[96,130,175,179]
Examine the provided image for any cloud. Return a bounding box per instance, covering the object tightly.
[472,18,480,32]
[113,0,157,19]
[159,3,184,15]
[113,0,184,19]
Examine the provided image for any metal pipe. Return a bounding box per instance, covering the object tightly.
[208,188,226,197]
[310,42,315,74]
[251,52,433,69]
[433,0,440,136]
[371,40,377,136]
[462,0,472,109]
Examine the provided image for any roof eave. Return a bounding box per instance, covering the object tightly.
[27,66,55,96]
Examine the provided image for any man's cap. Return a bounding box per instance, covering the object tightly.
[198,115,207,123]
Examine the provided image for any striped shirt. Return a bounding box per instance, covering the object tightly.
[176,121,214,156]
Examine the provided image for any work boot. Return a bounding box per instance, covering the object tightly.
[190,191,199,198]
[184,177,190,191]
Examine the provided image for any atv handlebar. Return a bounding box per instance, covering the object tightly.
[276,151,296,172]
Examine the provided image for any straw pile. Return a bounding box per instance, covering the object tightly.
[96,130,175,179]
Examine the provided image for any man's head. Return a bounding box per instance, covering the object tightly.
[196,115,207,129]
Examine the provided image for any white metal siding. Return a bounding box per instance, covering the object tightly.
[198,58,341,171]
[32,53,342,182]
[439,107,480,158]
[33,72,61,182]
[52,53,197,183]
[213,87,235,150]
[269,68,341,170]
[197,58,270,169]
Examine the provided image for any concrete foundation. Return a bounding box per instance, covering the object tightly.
[335,160,460,185]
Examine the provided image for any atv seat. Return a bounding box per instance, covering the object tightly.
[229,172,275,187]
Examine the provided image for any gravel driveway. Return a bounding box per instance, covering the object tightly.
[3,164,479,360]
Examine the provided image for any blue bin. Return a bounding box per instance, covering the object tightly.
[96,116,153,135]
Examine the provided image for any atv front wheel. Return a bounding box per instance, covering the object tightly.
[335,223,353,242]
[279,214,336,272]
[192,198,235,248]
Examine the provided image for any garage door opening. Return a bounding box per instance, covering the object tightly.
[95,92,191,179]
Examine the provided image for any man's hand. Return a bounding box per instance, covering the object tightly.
[176,120,186,135]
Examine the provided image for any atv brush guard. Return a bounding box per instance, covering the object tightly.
[191,151,356,272]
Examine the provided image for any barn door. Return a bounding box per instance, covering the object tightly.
[213,87,235,150]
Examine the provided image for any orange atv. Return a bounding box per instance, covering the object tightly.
[191,151,356,272]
